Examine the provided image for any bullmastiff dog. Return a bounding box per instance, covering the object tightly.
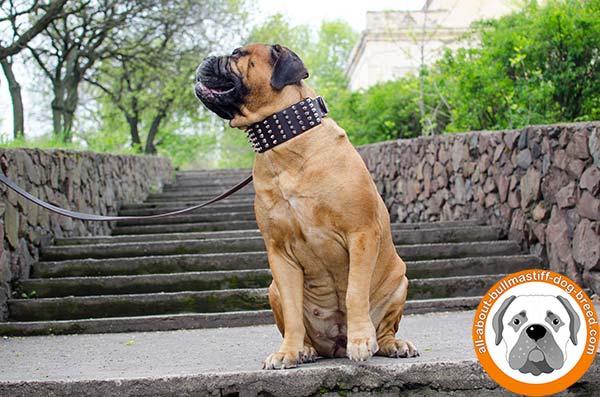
[195,44,418,369]
[492,294,580,375]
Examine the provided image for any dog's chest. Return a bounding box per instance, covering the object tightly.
[255,182,349,271]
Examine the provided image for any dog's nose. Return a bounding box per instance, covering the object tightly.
[196,56,218,81]
[526,324,547,341]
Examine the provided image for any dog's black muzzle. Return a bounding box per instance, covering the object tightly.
[194,55,246,120]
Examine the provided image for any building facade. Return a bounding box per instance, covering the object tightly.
[346,0,517,91]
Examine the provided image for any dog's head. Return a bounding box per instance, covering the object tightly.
[492,295,580,376]
[194,44,310,128]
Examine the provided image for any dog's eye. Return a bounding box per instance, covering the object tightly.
[513,319,520,325]
[553,318,560,325]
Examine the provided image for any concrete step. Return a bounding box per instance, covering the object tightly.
[173,175,251,184]
[148,183,255,199]
[117,202,255,216]
[21,269,273,297]
[32,251,269,278]
[390,219,483,229]
[43,226,503,260]
[1,296,483,336]
[55,229,262,246]
[56,225,498,246]
[167,179,253,189]
[2,310,597,396]
[8,288,272,321]
[120,197,255,210]
[7,283,486,322]
[111,219,485,236]
[175,170,251,179]
[176,168,251,176]
[32,252,538,280]
[0,310,276,336]
[112,220,259,235]
[115,211,257,227]
[163,183,255,192]
[145,191,256,202]
[36,240,520,269]
[19,266,504,299]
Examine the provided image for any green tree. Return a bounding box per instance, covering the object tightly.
[86,0,248,160]
[216,15,360,164]
[248,13,312,57]
[437,0,600,131]
[333,77,424,145]
[28,0,138,142]
[0,0,68,139]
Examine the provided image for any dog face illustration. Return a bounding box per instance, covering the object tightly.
[492,295,580,376]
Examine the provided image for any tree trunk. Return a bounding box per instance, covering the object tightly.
[48,50,82,142]
[51,79,81,142]
[51,85,65,138]
[125,114,142,152]
[144,109,168,154]
[0,58,25,139]
[62,82,79,142]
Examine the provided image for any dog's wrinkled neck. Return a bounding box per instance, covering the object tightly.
[254,118,339,178]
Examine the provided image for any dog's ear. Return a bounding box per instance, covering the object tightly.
[557,295,580,345]
[270,44,309,90]
[492,295,516,345]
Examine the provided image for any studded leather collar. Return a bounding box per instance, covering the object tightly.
[246,96,328,153]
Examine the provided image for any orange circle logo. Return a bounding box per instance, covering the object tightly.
[473,269,599,396]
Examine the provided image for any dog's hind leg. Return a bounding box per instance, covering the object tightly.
[375,275,419,358]
[268,281,285,336]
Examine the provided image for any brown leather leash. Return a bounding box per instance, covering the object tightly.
[0,171,253,222]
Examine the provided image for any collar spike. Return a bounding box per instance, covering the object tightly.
[245,96,328,153]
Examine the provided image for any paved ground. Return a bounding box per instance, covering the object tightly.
[0,310,473,382]
[1,310,598,396]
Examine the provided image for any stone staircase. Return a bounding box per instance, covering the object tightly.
[0,168,543,336]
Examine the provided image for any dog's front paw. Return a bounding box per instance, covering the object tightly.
[378,338,419,358]
[262,350,302,370]
[347,325,379,361]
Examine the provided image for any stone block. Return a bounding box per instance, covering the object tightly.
[4,204,19,249]
[577,191,600,221]
[580,166,600,195]
[556,182,578,209]
[573,219,600,271]
[517,149,532,169]
[589,128,600,167]
[567,159,585,178]
[498,175,509,203]
[532,203,548,221]
[521,167,541,208]
[504,131,519,149]
[566,131,590,160]
[546,207,576,276]
[541,167,571,205]
[485,194,498,208]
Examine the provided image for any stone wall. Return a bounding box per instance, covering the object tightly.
[357,122,600,293]
[0,149,173,319]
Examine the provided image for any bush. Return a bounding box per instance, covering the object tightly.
[435,0,600,132]
[336,0,600,142]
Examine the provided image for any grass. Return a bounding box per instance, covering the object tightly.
[0,134,84,151]
[0,130,252,169]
